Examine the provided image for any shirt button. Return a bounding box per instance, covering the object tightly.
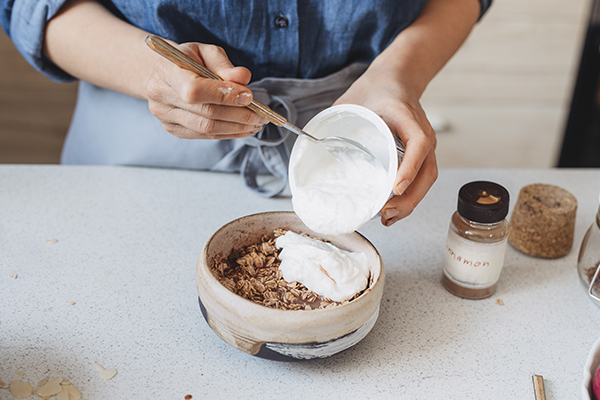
[275,14,289,29]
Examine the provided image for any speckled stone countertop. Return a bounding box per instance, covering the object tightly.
[1,165,599,399]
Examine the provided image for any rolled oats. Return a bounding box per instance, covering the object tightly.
[210,230,371,310]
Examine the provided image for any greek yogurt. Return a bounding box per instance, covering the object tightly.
[291,149,388,235]
[275,231,370,302]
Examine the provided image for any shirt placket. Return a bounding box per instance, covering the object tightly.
[267,0,299,77]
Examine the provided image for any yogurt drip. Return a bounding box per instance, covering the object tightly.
[275,231,370,302]
[291,143,388,235]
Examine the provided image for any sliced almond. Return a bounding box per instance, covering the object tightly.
[9,380,32,399]
[56,387,69,400]
[45,239,58,244]
[35,377,49,393]
[0,379,8,389]
[94,363,117,381]
[37,377,64,398]
[9,274,17,279]
[64,384,82,400]
[66,301,75,306]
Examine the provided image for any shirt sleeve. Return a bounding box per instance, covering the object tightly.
[478,0,493,20]
[1,0,75,82]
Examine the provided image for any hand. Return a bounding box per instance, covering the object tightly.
[334,67,438,227]
[146,42,268,139]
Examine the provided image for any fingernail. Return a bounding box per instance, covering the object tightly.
[384,215,401,227]
[382,208,399,220]
[237,92,252,105]
[260,117,269,125]
[394,179,410,196]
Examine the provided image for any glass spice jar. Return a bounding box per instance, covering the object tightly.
[577,193,600,306]
[442,181,510,299]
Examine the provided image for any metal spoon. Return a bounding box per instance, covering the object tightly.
[145,35,382,166]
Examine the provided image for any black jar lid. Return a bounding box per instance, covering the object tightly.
[457,181,510,223]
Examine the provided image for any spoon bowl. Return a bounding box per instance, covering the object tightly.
[281,121,382,167]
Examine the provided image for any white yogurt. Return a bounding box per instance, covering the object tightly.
[275,231,370,302]
[292,146,387,235]
[289,105,400,235]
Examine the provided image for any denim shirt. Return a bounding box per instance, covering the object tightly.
[1,0,492,83]
[0,0,492,196]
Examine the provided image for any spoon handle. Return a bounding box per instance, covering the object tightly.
[145,34,287,126]
[532,375,546,400]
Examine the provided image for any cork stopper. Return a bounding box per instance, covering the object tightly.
[508,184,577,258]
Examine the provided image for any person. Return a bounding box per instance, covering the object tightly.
[1,0,491,226]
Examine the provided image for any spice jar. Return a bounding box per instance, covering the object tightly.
[577,193,600,306]
[442,181,510,299]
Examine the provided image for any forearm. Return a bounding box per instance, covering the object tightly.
[44,0,158,99]
[370,0,481,99]
[334,0,482,226]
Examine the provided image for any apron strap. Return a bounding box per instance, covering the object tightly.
[239,94,294,197]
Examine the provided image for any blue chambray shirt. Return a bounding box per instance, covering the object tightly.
[0,0,492,196]
[1,0,492,83]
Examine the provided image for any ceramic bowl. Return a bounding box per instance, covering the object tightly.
[583,336,600,399]
[196,211,385,361]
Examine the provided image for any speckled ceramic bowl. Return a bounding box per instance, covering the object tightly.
[196,211,384,361]
[583,336,600,399]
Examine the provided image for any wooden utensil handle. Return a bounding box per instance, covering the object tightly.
[532,375,546,400]
[145,34,286,126]
[247,102,286,126]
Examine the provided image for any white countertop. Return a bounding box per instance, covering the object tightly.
[1,165,599,399]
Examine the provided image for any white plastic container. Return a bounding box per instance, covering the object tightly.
[289,104,404,235]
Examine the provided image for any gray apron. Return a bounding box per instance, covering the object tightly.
[61,63,368,197]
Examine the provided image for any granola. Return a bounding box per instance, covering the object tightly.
[210,229,371,310]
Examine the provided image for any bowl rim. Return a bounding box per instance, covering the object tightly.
[198,211,384,315]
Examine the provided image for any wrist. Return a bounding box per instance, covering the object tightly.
[367,44,431,100]
[362,59,427,102]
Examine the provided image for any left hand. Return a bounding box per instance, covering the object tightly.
[334,65,438,227]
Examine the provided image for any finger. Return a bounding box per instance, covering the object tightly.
[153,103,264,138]
[375,102,436,197]
[391,115,436,196]
[193,102,270,126]
[381,150,438,226]
[194,44,252,85]
[158,61,267,126]
[163,122,262,140]
[165,63,253,106]
[162,43,253,102]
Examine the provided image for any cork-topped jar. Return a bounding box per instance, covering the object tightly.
[577,193,600,307]
[442,181,510,299]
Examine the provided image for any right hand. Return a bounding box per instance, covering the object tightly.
[146,42,268,139]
